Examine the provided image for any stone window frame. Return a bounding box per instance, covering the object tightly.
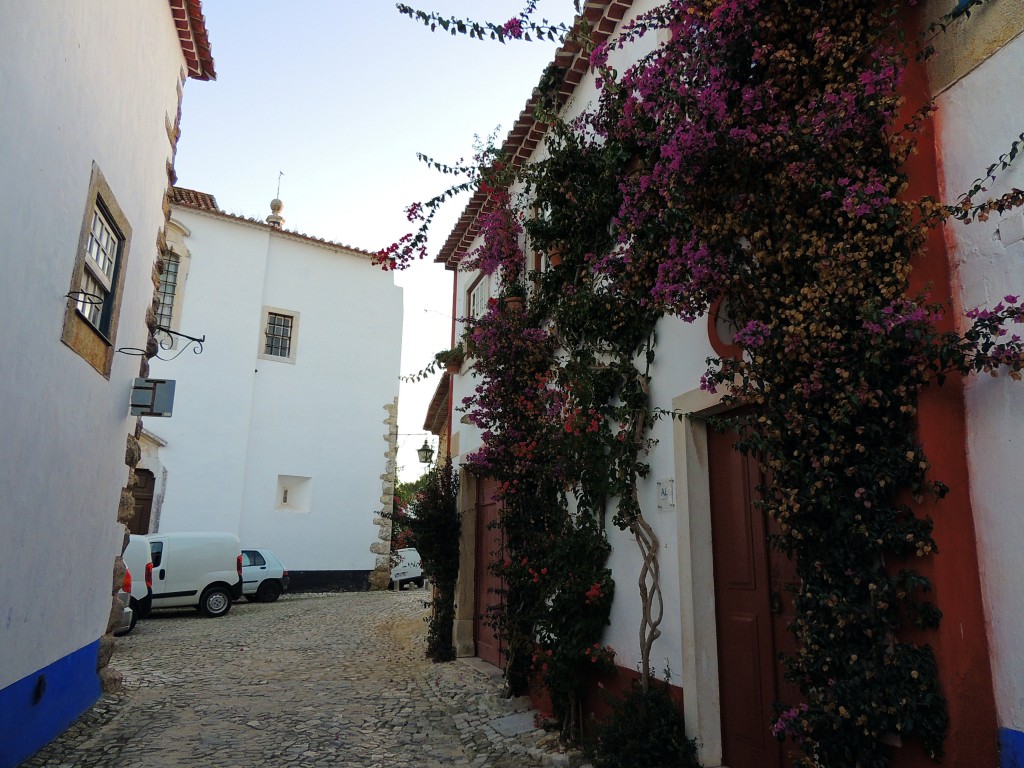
[61,163,133,378]
[258,306,300,364]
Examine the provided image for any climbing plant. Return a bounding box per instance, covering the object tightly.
[403,459,461,662]
[383,0,1024,762]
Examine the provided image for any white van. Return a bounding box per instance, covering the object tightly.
[147,532,243,617]
[390,548,424,590]
[123,534,154,627]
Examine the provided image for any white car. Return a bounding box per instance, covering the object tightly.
[112,576,133,637]
[241,548,289,602]
[390,548,424,590]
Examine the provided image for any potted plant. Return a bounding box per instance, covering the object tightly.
[434,343,466,374]
[501,282,526,312]
[548,243,566,268]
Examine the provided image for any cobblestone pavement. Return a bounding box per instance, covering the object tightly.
[22,591,581,768]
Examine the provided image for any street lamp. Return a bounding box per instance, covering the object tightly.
[417,439,435,465]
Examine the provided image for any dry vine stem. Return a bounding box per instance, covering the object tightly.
[632,510,663,691]
[626,373,663,691]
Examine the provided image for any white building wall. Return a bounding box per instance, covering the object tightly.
[934,34,1024,746]
[147,211,269,536]
[149,208,403,574]
[0,0,185,692]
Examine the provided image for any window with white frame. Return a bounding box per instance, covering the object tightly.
[259,307,299,363]
[62,163,132,377]
[467,275,491,319]
[76,202,123,332]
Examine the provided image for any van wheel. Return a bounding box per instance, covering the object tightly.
[200,586,232,617]
[413,577,425,589]
[256,580,282,603]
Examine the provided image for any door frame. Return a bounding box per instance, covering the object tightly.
[453,469,478,657]
[671,386,737,767]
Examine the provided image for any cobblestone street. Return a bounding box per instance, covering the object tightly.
[23,591,570,768]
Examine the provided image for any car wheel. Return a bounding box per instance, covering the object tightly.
[413,577,425,589]
[199,586,232,617]
[256,580,282,603]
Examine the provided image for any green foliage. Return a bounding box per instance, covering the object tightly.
[395,2,571,43]
[395,474,430,509]
[587,676,699,768]
[433,343,465,369]
[522,123,623,259]
[533,514,615,736]
[405,459,460,662]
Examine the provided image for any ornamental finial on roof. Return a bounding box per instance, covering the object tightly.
[267,198,285,229]
[267,171,285,228]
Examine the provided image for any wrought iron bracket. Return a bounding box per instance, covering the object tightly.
[117,326,206,361]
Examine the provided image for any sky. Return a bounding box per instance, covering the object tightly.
[174,1,576,481]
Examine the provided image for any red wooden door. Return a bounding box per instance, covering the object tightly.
[474,477,505,668]
[708,426,800,768]
[129,468,154,535]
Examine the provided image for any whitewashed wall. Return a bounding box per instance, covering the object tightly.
[0,0,185,694]
[148,208,403,573]
[935,33,1024,750]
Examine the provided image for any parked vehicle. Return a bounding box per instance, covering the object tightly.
[113,574,133,637]
[241,548,289,603]
[123,534,153,627]
[390,548,424,590]
[146,532,243,617]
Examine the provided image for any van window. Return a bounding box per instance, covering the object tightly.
[150,541,163,567]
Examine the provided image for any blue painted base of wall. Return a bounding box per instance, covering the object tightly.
[1002,727,1024,768]
[0,640,101,768]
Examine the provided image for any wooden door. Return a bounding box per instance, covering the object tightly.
[708,425,800,768]
[473,477,505,668]
[129,468,154,535]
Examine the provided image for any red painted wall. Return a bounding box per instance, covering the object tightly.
[891,10,998,766]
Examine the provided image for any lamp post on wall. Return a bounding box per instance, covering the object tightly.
[417,439,435,465]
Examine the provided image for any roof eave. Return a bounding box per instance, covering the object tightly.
[435,0,633,270]
[169,0,216,81]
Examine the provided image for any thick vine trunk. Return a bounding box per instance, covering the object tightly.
[631,508,663,692]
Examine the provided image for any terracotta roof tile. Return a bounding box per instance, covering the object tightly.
[436,0,634,269]
[171,186,219,211]
[168,0,216,80]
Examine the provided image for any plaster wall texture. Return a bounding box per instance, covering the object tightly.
[0,1,187,690]
[148,208,403,573]
[934,35,1024,735]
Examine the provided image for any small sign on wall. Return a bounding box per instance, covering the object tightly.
[657,478,675,511]
[130,378,175,417]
